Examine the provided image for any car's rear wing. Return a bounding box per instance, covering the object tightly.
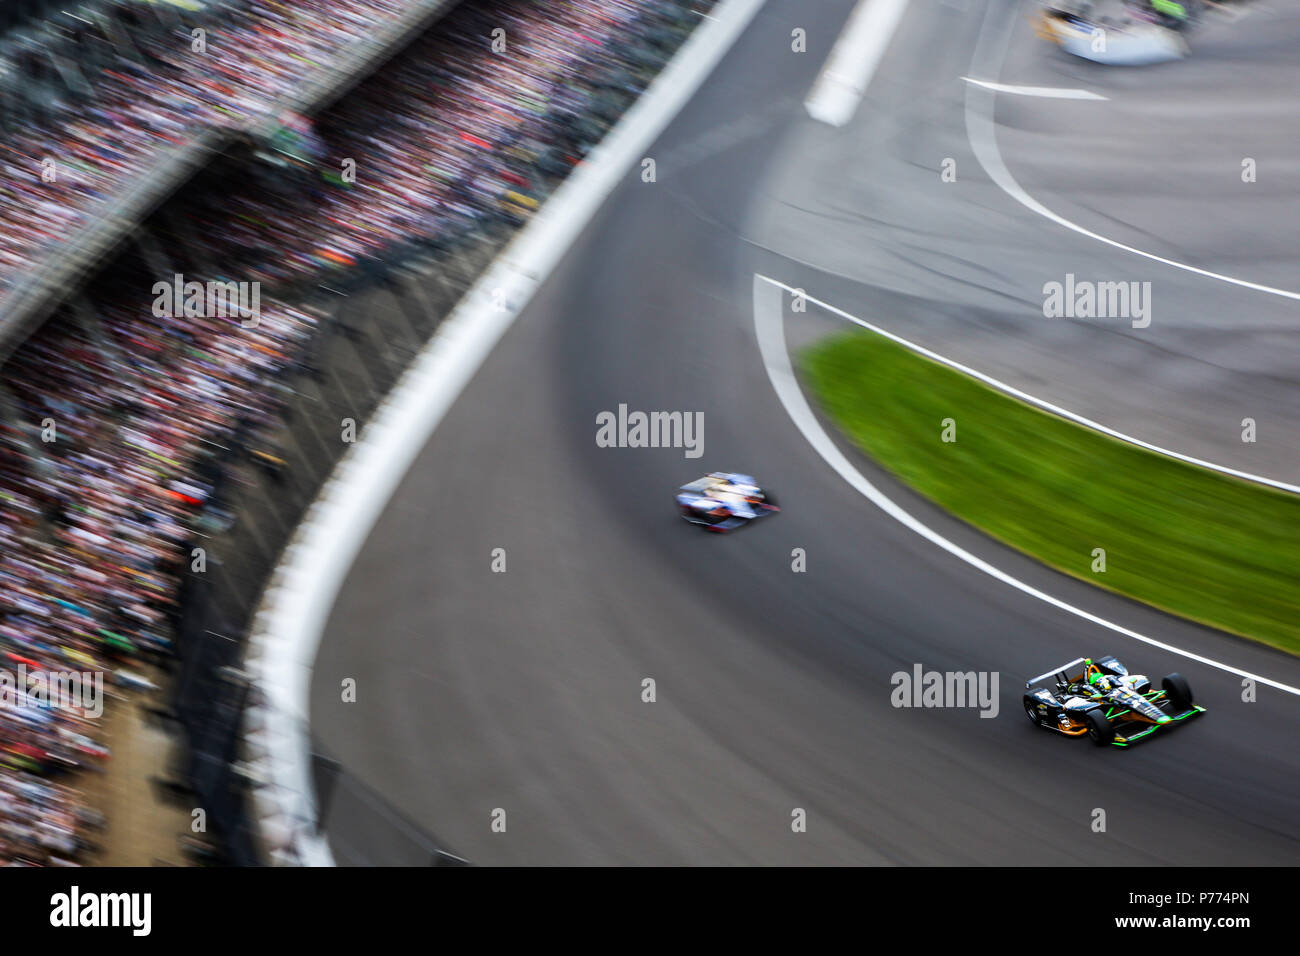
[1025,658,1088,689]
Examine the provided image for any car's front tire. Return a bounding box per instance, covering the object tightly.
[1024,697,1046,728]
[1162,673,1193,710]
[1084,708,1114,746]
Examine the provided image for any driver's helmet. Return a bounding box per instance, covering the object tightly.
[1087,667,1114,691]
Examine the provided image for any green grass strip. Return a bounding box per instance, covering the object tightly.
[801,328,1300,656]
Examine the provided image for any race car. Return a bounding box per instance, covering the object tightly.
[676,472,779,532]
[1036,1,1191,65]
[1023,656,1205,747]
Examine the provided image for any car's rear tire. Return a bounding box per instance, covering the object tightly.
[1084,708,1114,746]
[1162,673,1193,710]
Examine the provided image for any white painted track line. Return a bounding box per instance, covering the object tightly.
[805,0,911,126]
[752,274,1300,697]
[961,76,1107,99]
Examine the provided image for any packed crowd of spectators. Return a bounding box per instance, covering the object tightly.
[185,0,693,285]
[0,294,319,865]
[0,0,419,298]
[0,0,705,864]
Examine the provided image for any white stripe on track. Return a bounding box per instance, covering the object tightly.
[961,76,1106,99]
[805,0,911,126]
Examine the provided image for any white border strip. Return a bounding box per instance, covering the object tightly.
[752,274,1300,697]
[757,275,1300,495]
[804,0,911,126]
[243,0,768,866]
[960,76,1106,99]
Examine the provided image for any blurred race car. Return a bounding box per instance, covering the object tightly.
[1023,655,1205,747]
[1037,2,1191,65]
[676,472,779,532]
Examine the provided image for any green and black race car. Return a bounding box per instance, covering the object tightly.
[1024,656,1205,747]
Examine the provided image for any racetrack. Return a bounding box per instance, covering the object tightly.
[309,0,1300,864]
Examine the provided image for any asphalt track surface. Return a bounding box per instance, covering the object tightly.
[311,0,1300,864]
